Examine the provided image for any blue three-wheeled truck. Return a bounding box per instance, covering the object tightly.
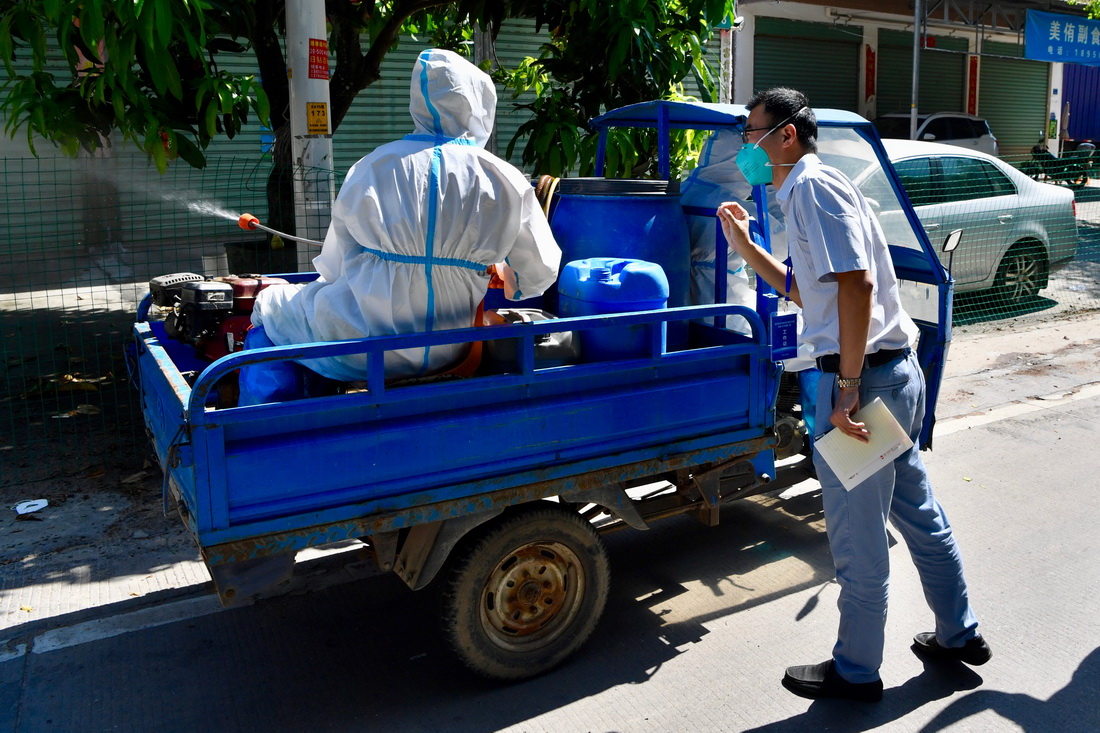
[130,102,956,680]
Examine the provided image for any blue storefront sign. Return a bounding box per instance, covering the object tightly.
[1026,9,1100,66]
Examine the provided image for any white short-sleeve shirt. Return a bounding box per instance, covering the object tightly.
[775,154,918,359]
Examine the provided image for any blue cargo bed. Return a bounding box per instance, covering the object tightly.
[133,301,782,567]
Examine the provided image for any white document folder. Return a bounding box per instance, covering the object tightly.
[813,397,914,491]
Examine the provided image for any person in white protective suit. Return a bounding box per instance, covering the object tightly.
[682,128,819,446]
[682,129,816,364]
[680,130,762,335]
[250,49,561,385]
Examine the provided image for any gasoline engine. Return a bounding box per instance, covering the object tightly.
[149,273,289,362]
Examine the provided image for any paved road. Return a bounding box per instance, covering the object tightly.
[2,314,1099,731]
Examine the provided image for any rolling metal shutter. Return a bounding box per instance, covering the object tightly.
[979,41,1050,158]
[753,17,862,111]
[876,30,967,117]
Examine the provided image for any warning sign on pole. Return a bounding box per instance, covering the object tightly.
[308,38,329,80]
[306,102,329,135]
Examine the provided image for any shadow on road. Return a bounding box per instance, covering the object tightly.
[3,492,841,732]
[743,658,985,733]
[742,647,1100,733]
[915,646,1100,732]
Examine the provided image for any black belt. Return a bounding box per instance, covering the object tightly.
[816,348,907,373]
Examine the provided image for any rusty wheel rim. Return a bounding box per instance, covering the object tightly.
[478,541,585,651]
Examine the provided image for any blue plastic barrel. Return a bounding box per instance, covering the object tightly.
[548,178,690,348]
[558,258,668,361]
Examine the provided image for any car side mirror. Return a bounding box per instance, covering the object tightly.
[922,133,936,141]
[942,229,963,253]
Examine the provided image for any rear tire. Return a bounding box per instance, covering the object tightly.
[993,240,1047,305]
[439,505,611,681]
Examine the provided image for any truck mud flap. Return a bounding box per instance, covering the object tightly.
[207,552,296,607]
[395,508,505,591]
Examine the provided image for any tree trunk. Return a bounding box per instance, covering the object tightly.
[265,125,296,242]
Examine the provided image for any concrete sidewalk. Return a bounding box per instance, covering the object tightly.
[3,307,1100,647]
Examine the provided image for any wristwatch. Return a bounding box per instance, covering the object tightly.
[837,376,862,389]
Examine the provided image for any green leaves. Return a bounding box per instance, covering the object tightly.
[0,0,270,172]
[154,0,173,47]
[0,0,730,181]
[1067,2,1100,20]
[253,83,270,128]
[501,0,731,178]
[79,4,105,52]
[174,133,206,168]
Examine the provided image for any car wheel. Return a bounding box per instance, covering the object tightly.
[993,240,1047,305]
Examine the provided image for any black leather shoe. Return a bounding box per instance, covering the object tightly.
[912,632,992,666]
[782,660,883,703]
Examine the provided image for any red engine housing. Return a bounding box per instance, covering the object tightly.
[215,275,289,312]
[192,276,289,360]
[199,314,255,362]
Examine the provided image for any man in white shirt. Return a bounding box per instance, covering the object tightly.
[718,88,990,703]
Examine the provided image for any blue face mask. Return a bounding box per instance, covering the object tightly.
[736,142,774,186]
[736,107,808,186]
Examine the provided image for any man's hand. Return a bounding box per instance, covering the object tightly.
[717,201,753,255]
[830,387,870,443]
[717,201,802,306]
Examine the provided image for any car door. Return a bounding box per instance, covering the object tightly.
[965,118,999,155]
[949,117,985,152]
[921,155,1016,286]
[920,117,953,145]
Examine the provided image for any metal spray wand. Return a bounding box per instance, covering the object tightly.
[237,214,324,247]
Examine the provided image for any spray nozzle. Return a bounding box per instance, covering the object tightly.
[232,212,324,248]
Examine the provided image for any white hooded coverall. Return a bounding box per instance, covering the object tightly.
[252,49,561,382]
[680,130,817,372]
[679,130,758,334]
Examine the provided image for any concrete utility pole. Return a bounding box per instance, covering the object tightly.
[285,0,336,270]
[720,30,733,104]
[910,0,923,139]
[716,6,738,104]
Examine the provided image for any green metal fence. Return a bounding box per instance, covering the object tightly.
[0,153,328,485]
[943,150,1100,326]
[2,148,1099,485]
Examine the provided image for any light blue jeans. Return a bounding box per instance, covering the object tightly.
[812,350,979,684]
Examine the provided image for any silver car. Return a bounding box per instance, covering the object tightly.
[851,140,1078,304]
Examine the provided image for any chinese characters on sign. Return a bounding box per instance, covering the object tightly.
[1025,9,1100,66]
[308,38,329,80]
[306,102,329,135]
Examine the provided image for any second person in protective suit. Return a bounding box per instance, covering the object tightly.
[680,129,760,335]
[248,48,562,390]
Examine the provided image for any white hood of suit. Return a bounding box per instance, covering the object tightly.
[409,48,496,146]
